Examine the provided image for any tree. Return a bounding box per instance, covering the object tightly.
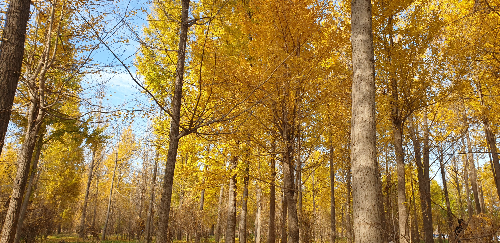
[350,0,384,242]
[1,0,89,240]
[0,0,32,157]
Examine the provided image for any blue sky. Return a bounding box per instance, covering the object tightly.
[79,0,156,141]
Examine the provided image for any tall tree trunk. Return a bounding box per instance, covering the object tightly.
[255,186,262,243]
[476,82,500,201]
[281,191,287,243]
[421,112,433,243]
[393,122,408,243]
[102,151,118,241]
[479,183,485,213]
[215,185,224,243]
[384,148,394,241]
[156,1,190,242]
[439,147,455,243]
[296,130,303,243]
[452,156,464,219]
[79,149,97,239]
[2,3,61,241]
[409,117,432,243]
[283,137,299,243]
[225,156,238,243]
[0,0,32,156]
[268,143,276,243]
[466,129,481,214]
[0,100,44,243]
[13,129,44,243]
[239,163,249,243]
[92,176,99,231]
[461,141,473,219]
[350,0,385,241]
[345,168,353,243]
[330,145,336,243]
[145,152,159,243]
[410,170,419,243]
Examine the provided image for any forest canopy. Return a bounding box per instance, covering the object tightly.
[0,0,500,243]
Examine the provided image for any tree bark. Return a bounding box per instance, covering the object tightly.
[92,176,99,231]
[466,129,481,214]
[215,185,224,243]
[330,145,336,243]
[145,151,158,243]
[13,129,44,243]
[1,3,61,241]
[475,82,500,201]
[346,166,353,242]
[0,0,32,157]
[0,99,44,243]
[461,141,473,219]
[239,163,249,243]
[410,170,419,243]
[409,117,432,243]
[268,143,276,243]
[452,156,464,219]
[281,191,287,243]
[439,147,455,243]
[350,0,384,241]
[421,112,433,243]
[79,149,97,239]
[393,122,408,243]
[156,1,190,242]
[102,151,118,241]
[283,137,299,243]
[225,156,238,243]
[255,186,262,243]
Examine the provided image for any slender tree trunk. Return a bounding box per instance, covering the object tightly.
[255,186,262,243]
[439,148,455,243]
[281,191,287,243]
[215,185,224,243]
[466,129,481,214]
[225,156,238,243]
[199,189,205,211]
[330,145,336,243]
[462,141,473,219]
[268,143,276,243]
[196,186,205,243]
[346,168,353,243]
[156,1,190,242]
[476,82,500,201]
[452,156,464,219]
[2,3,61,241]
[239,163,249,243]
[384,148,394,241]
[0,0,32,157]
[410,170,419,243]
[421,112,433,243]
[79,149,97,239]
[92,176,99,232]
[13,130,44,243]
[1,102,44,243]
[479,183,485,213]
[409,118,432,243]
[350,0,384,241]
[145,152,158,243]
[393,122,408,243]
[102,151,118,241]
[296,130,303,243]
[283,138,299,243]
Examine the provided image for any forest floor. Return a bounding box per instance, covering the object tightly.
[41,234,449,243]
